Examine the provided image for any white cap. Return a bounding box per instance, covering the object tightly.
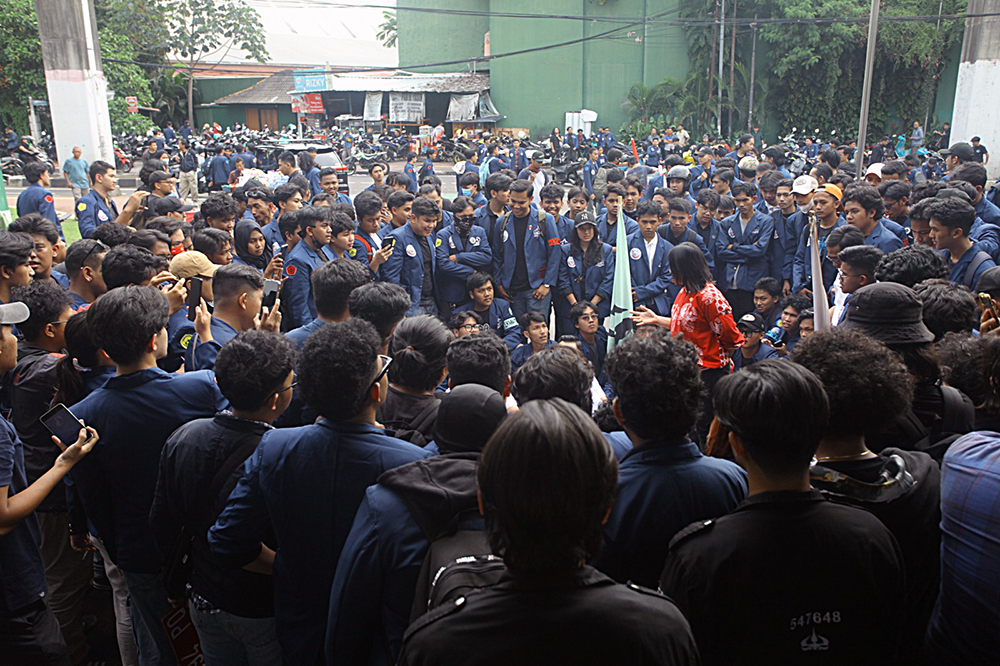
[865,163,884,178]
[0,302,29,325]
[792,174,819,195]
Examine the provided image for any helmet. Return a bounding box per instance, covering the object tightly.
[666,165,690,181]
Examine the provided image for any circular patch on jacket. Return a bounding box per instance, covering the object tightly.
[97,210,109,221]
[406,244,417,257]
[286,264,297,276]
[629,247,642,260]
[44,195,53,203]
[349,247,356,257]
[566,256,576,268]
[77,202,87,212]
[502,230,509,243]
[435,238,442,247]
[180,333,193,350]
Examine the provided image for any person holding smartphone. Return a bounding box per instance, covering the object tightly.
[0,300,99,664]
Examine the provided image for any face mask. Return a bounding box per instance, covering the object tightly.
[461,189,472,197]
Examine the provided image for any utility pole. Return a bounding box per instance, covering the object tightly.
[707,0,719,132]
[952,0,1000,181]
[717,0,725,137]
[747,16,758,132]
[35,0,115,167]
[855,0,880,180]
[728,0,738,138]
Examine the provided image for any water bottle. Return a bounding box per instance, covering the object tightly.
[764,321,785,346]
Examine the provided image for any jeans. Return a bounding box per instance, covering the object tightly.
[190,606,282,666]
[37,512,93,664]
[697,367,730,445]
[508,288,552,322]
[92,535,139,666]
[0,599,71,666]
[121,570,178,666]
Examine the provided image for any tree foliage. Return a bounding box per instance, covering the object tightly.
[0,0,46,134]
[378,11,398,49]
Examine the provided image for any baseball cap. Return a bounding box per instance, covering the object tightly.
[820,184,843,201]
[148,170,174,186]
[737,312,765,333]
[941,142,975,162]
[529,150,545,162]
[841,282,934,345]
[432,384,508,454]
[575,210,598,228]
[169,251,219,280]
[865,163,884,178]
[0,301,29,325]
[792,175,819,195]
[972,136,981,142]
[151,196,196,216]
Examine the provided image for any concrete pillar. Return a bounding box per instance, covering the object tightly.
[951,0,1000,181]
[34,0,115,167]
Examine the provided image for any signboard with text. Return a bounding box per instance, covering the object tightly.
[291,93,325,114]
[125,96,138,113]
[293,69,327,93]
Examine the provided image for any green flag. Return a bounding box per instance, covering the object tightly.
[607,206,634,354]
[0,176,11,230]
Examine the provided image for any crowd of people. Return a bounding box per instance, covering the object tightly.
[2,121,1000,666]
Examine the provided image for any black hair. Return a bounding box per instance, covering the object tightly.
[713,168,735,185]
[779,293,812,314]
[668,242,713,293]
[215,330,296,411]
[509,179,532,197]
[297,152,315,174]
[311,258,369,319]
[511,346,592,413]
[299,318,382,421]
[12,281,71,342]
[91,221,132,247]
[329,210,355,237]
[101,245,160,289]
[738,133,753,147]
[449,310,483,331]
[826,224,865,249]
[606,332,703,440]
[411,196,440,219]
[485,173,512,199]
[539,183,564,202]
[604,184,626,201]
[878,180,911,202]
[9,213,59,245]
[447,334,511,394]
[387,190,415,210]
[592,399,624,433]
[791,329,912,438]
[936,332,986,407]
[477,398,617,573]
[459,172,480,189]
[88,286,169,365]
[875,245,948,288]
[88,160,114,184]
[127,229,170,254]
[200,193,237,222]
[715,359,829,475]
[730,181,757,199]
[388,315,452,391]
[811,163,834,182]
[951,162,989,190]
[928,197,976,236]
[417,183,441,197]
[278,210,302,242]
[635,200,661,220]
[22,161,48,184]
[912,278,978,341]
[138,159,165,186]
[880,160,907,178]
[753,276,782,298]
[348,282,410,344]
[696,188,721,209]
[278,151,296,166]
[53,311,102,407]
[758,171,782,191]
[820,148,841,168]
[567,186,589,203]
[838,245,883,279]
[272,184,300,208]
[568,300,597,324]
[623,175,644,194]
[842,183,885,220]
[193,228,231,256]
[450,196,476,215]
[667,198,692,216]
[212,263,264,305]
[145,216,183,241]
[606,148,623,162]
[716,157,737,170]
[65,239,107,278]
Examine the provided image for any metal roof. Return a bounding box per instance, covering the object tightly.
[213,70,296,106]
[311,72,490,94]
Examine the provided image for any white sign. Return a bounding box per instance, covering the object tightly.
[389,92,425,123]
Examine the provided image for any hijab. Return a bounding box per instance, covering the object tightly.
[233,219,272,270]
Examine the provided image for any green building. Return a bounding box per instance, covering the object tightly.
[397,0,691,138]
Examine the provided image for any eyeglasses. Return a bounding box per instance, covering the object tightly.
[839,268,863,279]
[458,323,487,332]
[49,320,69,326]
[579,314,599,322]
[79,240,108,268]
[371,354,393,388]
[454,215,476,223]
[276,380,297,394]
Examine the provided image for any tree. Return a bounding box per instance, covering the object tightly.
[377,11,397,49]
[0,0,45,134]
[163,0,268,126]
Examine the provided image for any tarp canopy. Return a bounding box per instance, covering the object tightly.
[363,92,383,121]
[446,94,479,122]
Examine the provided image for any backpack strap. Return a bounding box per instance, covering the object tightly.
[963,251,992,289]
[355,235,373,262]
[938,384,972,435]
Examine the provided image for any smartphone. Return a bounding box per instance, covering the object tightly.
[383,236,396,252]
[979,292,998,320]
[187,276,203,322]
[262,279,280,313]
[279,243,289,256]
[272,242,282,257]
[40,403,90,446]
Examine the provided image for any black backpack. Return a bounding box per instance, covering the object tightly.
[912,385,974,463]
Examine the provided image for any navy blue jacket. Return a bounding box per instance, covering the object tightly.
[326,453,481,666]
[715,211,775,292]
[307,166,322,197]
[689,164,715,196]
[70,368,228,572]
[455,297,522,351]
[596,212,639,248]
[403,163,418,193]
[510,341,555,373]
[177,149,198,172]
[970,217,1000,261]
[380,224,436,316]
[943,241,997,288]
[474,203,505,241]
[434,225,492,304]
[558,243,615,318]
[75,190,119,239]
[209,420,430,666]
[491,208,562,292]
[863,220,904,255]
[661,225,714,273]
[596,439,748,588]
[793,219,845,294]
[285,317,326,351]
[184,316,238,372]
[583,160,597,195]
[209,154,231,185]
[284,239,330,330]
[16,183,58,226]
[625,232,675,315]
[768,208,801,282]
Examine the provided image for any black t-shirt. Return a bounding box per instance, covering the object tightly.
[973,144,988,163]
[418,235,434,305]
[510,215,530,293]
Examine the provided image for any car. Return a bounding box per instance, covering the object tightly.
[253,142,350,195]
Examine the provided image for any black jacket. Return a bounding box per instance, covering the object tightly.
[11,344,63,512]
[150,413,275,618]
[399,566,699,666]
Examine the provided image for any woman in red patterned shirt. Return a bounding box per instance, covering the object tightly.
[634,242,743,441]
